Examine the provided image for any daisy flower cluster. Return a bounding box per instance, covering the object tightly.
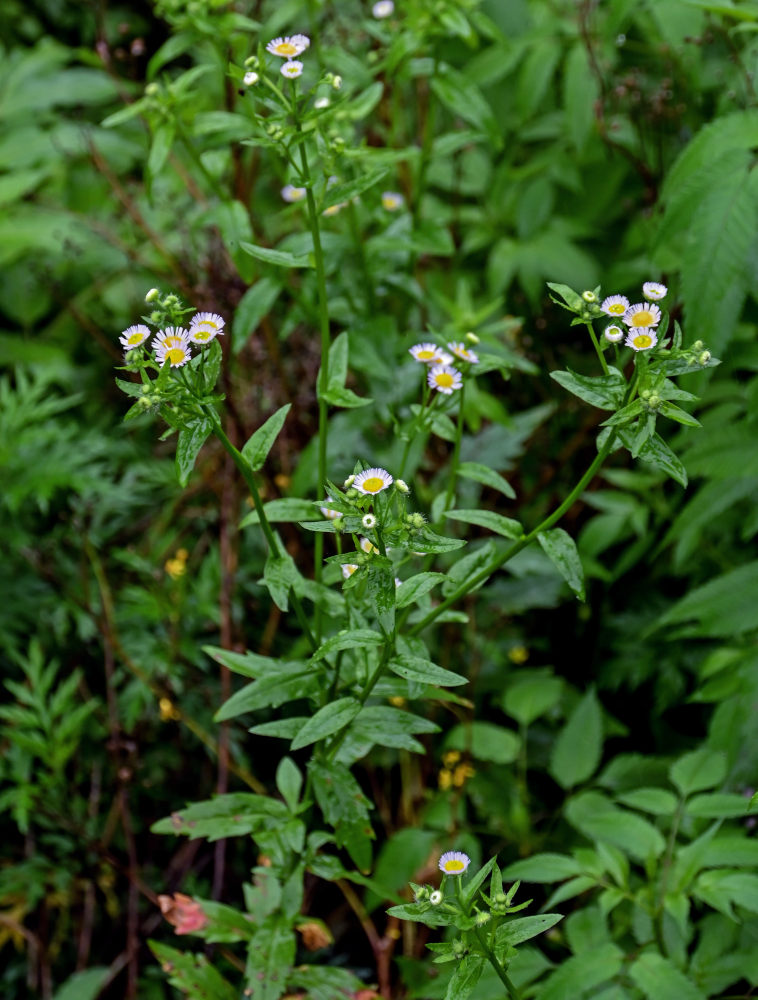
[265,33,310,80]
[120,311,225,369]
[600,281,667,352]
[408,338,479,395]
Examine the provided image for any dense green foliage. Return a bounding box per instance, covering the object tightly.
[2,1,758,999]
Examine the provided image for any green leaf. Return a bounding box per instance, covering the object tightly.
[445,508,523,539]
[502,853,581,883]
[262,546,298,612]
[276,757,302,813]
[616,788,678,815]
[240,241,312,268]
[395,572,446,608]
[495,913,564,948]
[150,942,237,1000]
[240,497,315,527]
[291,698,361,751]
[389,654,467,687]
[175,417,212,487]
[629,953,707,1000]
[311,628,385,660]
[151,793,287,841]
[443,955,486,1000]
[566,792,666,861]
[147,122,175,177]
[353,705,440,752]
[536,943,624,1000]
[632,432,688,487]
[503,675,563,726]
[550,368,626,409]
[656,561,758,638]
[232,278,281,353]
[686,792,757,818]
[52,968,110,1000]
[537,528,585,600]
[563,42,597,151]
[241,404,291,471]
[214,666,321,721]
[658,401,701,428]
[244,917,296,1000]
[319,384,372,408]
[322,169,389,209]
[457,462,516,498]
[431,66,499,144]
[670,749,727,796]
[310,760,374,871]
[546,281,584,312]
[549,688,603,788]
[410,527,467,553]
[446,721,520,764]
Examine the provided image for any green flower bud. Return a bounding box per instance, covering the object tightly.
[582,290,598,303]
[699,350,711,365]
[145,287,160,303]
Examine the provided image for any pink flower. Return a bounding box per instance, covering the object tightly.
[157,893,209,935]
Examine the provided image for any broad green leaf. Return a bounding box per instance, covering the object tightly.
[232,278,281,354]
[241,404,291,471]
[503,853,581,883]
[389,654,467,687]
[546,281,584,312]
[311,628,385,660]
[52,968,109,1000]
[322,169,388,209]
[630,431,688,487]
[656,562,758,638]
[658,401,701,428]
[503,675,563,726]
[495,913,563,948]
[563,42,597,151]
[629,953,707,1000]
[175,417,212,486]
[276,757,302,813]
[150,942,237,1000]
[446,721,520,764]
[310,760,374,871]
[670,749,727,796]
[432,66,499,143]
[445,508,523,539]
[244,917,296,1000]
[262,546,298,611]
[537,528,585,599]
[549,688,603,788]
[536,943,624,1000]
[395,572,446,608]
[457,461,516,498]
[291,698,361,750]
[444,955,486,1000]
[550,368,626,409]
[319,384,372,408]
[616,788,678,815]
[240,497,315,527]
[214,666,321,721]
[151,793,287,841]
[410,526,467,553]
[240,241,312,268]
[353,706,440,752]
[566,792,666,860]
[147,122,175,177]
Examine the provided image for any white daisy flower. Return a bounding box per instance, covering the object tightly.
[341,563,359,579]
[154,330,192,368]
[429,890,443,905]
[438,850,471,875]
[643,281,667,301]
[119,324,151,350]
[354,467,393,495]
[189,312,225,344]
[623,302,661,329]
[447,342,479,364]
[362,513,377,529]
[381,191,404,211]
[409,342,451,364]
[243,71,259,86]
[600,294,630,317]
[359,537,379,554]
[373,0,395,17]
[266,35,310,58]
[428,364,463,395]
[604,324,624,343]
[322,203,344,217]
[281,184,306,203]
[314,96,330,109]
[625,330,658,352]
[281,60,304,79]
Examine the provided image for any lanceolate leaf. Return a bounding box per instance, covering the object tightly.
[241,404,291,471]
[537,527,585,599]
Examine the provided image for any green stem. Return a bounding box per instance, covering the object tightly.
[586,321,610,376]
[347,199,376,312]
[409,429,619,636]
[441,381,465,518]
[294,110,332,642]
[209,414,317,652]
[325,639,394,762]
[473,926,523,1000]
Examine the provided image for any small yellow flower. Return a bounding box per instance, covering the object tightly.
[381,191,404,211]
[438,850,471,875]
[438,769,453,791]
[165,548,189,579]
[508,645,529,664]
[266,35,310,58]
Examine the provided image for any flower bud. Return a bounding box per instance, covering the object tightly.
[243,71,259,86]
[331,74,343,90]
[145,82,160,97]
[395,479,409,493]
[429,890,443,905]
[465,331,480,344]
[344,474,356,487]
[692,340,704,351]
[582,290,598,303]
[244,55,259,69]
[145,287,160,303]
[474,911,491,926]
[699,350,711,365]
[150,311,162,324]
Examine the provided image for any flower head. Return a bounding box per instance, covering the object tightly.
[604,324,624,343]
[373,0,395,16]
[600,294,630,317]
[447,342,479,364]
[119,324,151,351]
[362,513,377,530]
[381,191,404,211]
[281,60,304,79]
[266,35,310,58]
[625,330,658,352]
[154,327,192,368]
[429,889,443,905]
[360,536,379,554]
[341,563,359,579]
[189,312,225,344]
[643,281,667,301]
[281,184,306,203]
[409,342,452,365]
[623,302,661,329]
[354,467,393,495]
[158,893,208,935]
[438,851,471,876]
[428,364,463,395]
[243,71,259,86]
[582,290,598,303]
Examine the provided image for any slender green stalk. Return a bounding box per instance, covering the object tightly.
[585,320,610,375]
[473,926,523,1000]
[209,414,317,652]
[441,380,465,517]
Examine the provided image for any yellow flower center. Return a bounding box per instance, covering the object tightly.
[632,334,653,349]
[128,333,144,344]
[631,311,655,327]
[361,477,385,493]
[166,347,187,365]
[417,350,435,360]
[276,42,298,55]
[435,372,454,388]
[443,859,465,872]
[608,303,626,315]
[195,330,211,341]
